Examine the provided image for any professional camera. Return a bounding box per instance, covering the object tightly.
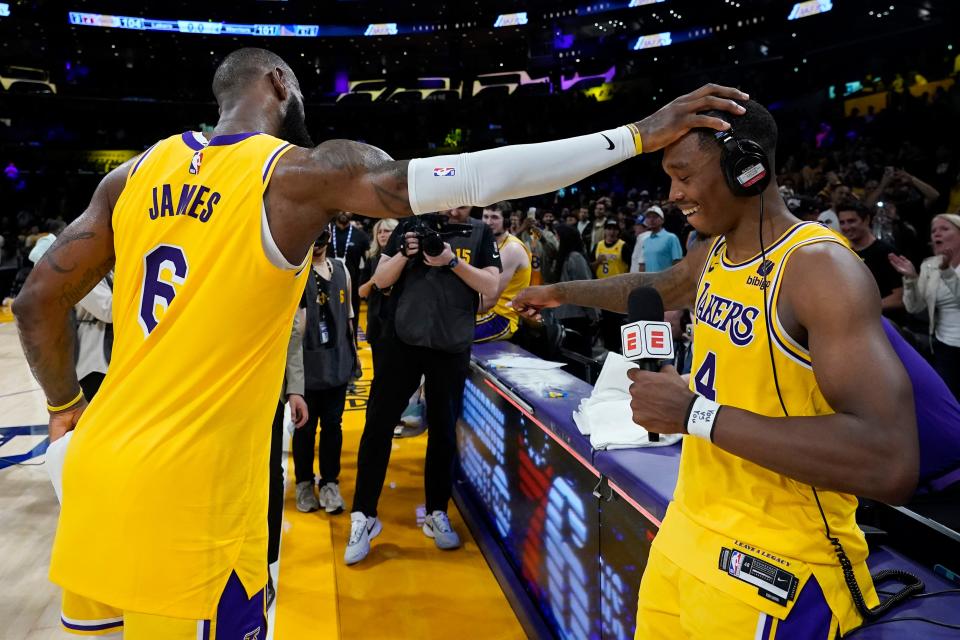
[402,213,474,258]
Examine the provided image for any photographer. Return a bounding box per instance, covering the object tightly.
[345,206,501,565]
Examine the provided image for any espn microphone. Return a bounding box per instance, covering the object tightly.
[621,287,675,442]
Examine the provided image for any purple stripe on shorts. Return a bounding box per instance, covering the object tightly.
[262,143,292,182]
[762,614,774,639]
[213,572,266,640]
[775,577,834,639]
[61,617,123,632]
[208,132,261,146]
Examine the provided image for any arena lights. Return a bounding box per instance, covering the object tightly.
[632,32,672,50]
[494,12,528,27]
[66,11,479,37]
[364,23,397,36]
[577,0,667,17]
[68,12,321,36]
[787,0,833,20]
[0,3,10,17]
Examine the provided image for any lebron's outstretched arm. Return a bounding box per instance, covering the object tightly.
[267,85,748,263]
[12,161,128,440]
[628,243,919,504]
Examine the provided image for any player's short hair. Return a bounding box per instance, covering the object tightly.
[694,99,778,164]
[212,48,295,104]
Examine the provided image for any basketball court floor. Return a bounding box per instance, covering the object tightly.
[0,307,523,639]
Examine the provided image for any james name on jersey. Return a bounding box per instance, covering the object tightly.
[148,183,222,223]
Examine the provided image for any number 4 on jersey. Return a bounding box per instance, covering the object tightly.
[138,244,189,336]
[694,351,717,401]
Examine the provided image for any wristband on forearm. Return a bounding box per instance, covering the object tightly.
[47,389,84,414]
[684,395,722,442]
[407,124,642,215]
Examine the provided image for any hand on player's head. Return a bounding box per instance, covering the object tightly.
[637,84,750,154]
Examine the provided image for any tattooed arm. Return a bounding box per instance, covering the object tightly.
[266,141,411,264]
[512,235,713,316]
[12,161,126,439]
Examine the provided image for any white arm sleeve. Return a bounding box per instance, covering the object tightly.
[407,126,638,215]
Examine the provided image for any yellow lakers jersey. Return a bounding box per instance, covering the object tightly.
[595,239,627,278]
[527,233,545,286]
[50,131,309,618]
[654,222,877,633]
[480,234,531,334]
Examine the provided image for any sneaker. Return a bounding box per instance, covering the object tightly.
[296,481,320,513]
[319,482,344,515]
[400,401,424,428]
[266,573,276,610]
[345,512,382,565]
[422,510,461,550]
[393,422,427,439]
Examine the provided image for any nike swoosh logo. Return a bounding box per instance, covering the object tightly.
[601,134,615,150]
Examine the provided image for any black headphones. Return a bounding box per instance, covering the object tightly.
[714,129,771,197]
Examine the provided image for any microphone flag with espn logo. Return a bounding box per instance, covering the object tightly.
[620,320,675,361]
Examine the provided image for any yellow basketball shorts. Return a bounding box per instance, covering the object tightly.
[61,572,266,639]
[635,547,839,640]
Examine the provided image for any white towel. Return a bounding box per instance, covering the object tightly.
[573,353,681,449]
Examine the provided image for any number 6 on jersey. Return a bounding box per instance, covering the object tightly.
[139,244,189,336]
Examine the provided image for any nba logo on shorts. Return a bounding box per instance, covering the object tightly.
[189,151,203,175]
[728,550,743,577]
[433,167,456,177]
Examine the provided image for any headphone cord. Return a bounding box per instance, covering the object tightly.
[756,193,924,625]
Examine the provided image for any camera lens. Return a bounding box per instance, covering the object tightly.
[422,232,445,257]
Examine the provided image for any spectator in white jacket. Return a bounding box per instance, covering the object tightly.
[889,213,960,399]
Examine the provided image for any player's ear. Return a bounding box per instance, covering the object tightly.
[269,67,289,102]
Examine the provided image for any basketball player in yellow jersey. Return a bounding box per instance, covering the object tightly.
[13,49,747,636]
[512,100,918,638]
[592,219,629,279]
[475,202,532,342]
